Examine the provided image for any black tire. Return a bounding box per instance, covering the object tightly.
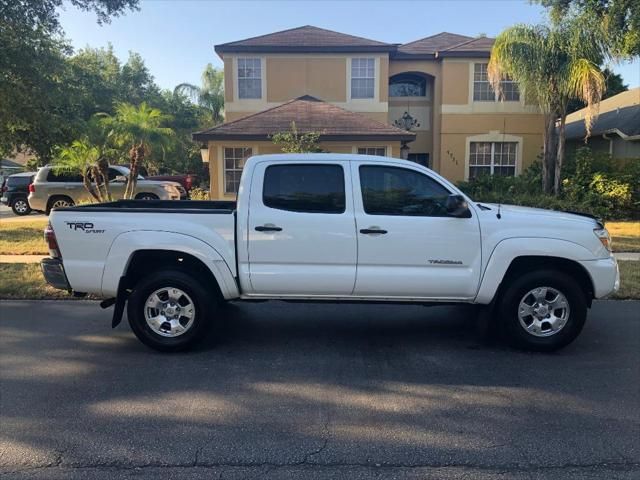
[135,193,159,200]
[498,269,588,352]
[11,197,31,216]
[46,196,74,215]
[127,269,216,352]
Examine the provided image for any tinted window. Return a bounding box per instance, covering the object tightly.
[263,164,345,214]
[7,176,33,186]
[46,169,83,183]
[359,165,450,216]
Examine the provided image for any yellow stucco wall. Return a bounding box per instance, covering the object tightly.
[207,139,403,200]
[441,61,470,105]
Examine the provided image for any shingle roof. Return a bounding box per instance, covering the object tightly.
[215,25,396,55]
[565,88,640,140]
[193,96,416,142]
[396,32,473,56]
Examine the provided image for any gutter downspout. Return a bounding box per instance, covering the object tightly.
[602,133,613,156]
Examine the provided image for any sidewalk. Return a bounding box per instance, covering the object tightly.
[1,252,639,264]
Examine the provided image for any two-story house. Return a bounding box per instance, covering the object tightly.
[193,26,544,200]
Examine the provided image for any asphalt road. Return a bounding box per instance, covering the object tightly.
[0,300,638,479]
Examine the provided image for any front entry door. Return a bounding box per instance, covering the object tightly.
[247,161,357,296]
[352,162,482,299]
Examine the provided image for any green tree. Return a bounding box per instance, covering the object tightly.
[567,68,628,113]
[536,0,640,57]
[174,64,225,125]
[271,122,323,153]
[99,102,175,198]
[489,20,606,194]
[52,139,110,202]
[0,0,139,162]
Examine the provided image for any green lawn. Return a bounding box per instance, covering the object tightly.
[0,261,638,300]
[0,218,48,255]
[606,221,640,253]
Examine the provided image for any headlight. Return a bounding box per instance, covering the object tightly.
[593,227,612,252]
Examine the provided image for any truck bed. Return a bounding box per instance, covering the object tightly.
[49,200,238,296]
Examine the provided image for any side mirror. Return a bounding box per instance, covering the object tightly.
[445,194,471,218]
[113,175,127,183]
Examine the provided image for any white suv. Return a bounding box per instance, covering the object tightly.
[28,165,186,213]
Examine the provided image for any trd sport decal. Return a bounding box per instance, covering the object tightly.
[65,222,105,234]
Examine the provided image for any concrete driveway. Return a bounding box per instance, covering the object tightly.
[0,300,638,479]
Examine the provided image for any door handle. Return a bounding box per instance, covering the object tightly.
[255,225,282,232]
[360,228,387,235]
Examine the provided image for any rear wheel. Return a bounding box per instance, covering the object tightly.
[46,196,74,214]
[499,269,588,351]
[11,198,31,216]
[127,269,216,352]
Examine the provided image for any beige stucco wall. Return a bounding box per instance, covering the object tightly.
[223,57,234,103]
[441,61,470,105]
[207,139,404,200]
[266,57,347,102]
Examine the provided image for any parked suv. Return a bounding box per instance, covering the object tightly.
[1,172,36,215]
[28,165,187,214]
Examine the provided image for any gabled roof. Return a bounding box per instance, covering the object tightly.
[193,96,415,142]
[565,88,640,140]
[394,32,494,59]
[215,25,396,55]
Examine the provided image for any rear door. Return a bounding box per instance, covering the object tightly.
[352,161,482,299]
[247,161,357,296]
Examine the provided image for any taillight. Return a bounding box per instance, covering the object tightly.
[44,223,62,259]
[28,183,35,193]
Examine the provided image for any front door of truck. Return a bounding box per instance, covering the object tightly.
[247,161,357,296]
[351,162,482,299]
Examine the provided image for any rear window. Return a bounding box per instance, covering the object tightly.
[46,169,83,183]
[263,164,345,214]
[7,176,33,186]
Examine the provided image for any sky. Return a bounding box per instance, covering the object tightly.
[58,0,640,91]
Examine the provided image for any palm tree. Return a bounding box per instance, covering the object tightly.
[488,19,606,194]
[174,64,224,125]
[53,139,109,202]
[100,102,175,199]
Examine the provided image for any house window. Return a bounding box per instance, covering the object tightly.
[389,74,427,97]
[473,63,520,102]
[357,146,386,156]
[407,153,430,168]
[469,142,517,178]
[351,58,375,99]
[238,58,261,99]
[224,147,252,194]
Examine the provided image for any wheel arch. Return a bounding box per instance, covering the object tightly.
[101,231,240,300]
[476,237,598,306]
[483,255,595,307]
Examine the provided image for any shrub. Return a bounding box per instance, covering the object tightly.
[188,186,210,201]
[457,148,638,220]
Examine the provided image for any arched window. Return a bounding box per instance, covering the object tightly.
[389,74,427,97]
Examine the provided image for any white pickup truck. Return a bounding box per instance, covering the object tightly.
[42,153,619,352]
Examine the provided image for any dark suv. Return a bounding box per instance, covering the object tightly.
[1,172,36,215]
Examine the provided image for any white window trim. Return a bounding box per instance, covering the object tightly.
[464,132,523,180]
[233,56,267,105]
[471,62,521,103]
[220,145,256,195]
[355,146,387,156]
[347,56,380,103]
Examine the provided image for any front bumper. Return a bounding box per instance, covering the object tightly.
[579,256,620,298]
[41,258,71,291]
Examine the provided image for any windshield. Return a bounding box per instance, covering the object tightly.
[114,166,144,180]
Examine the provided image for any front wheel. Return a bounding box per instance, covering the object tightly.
[499,269,588,352]
[127,269,216,352]
[11,198,31,216]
